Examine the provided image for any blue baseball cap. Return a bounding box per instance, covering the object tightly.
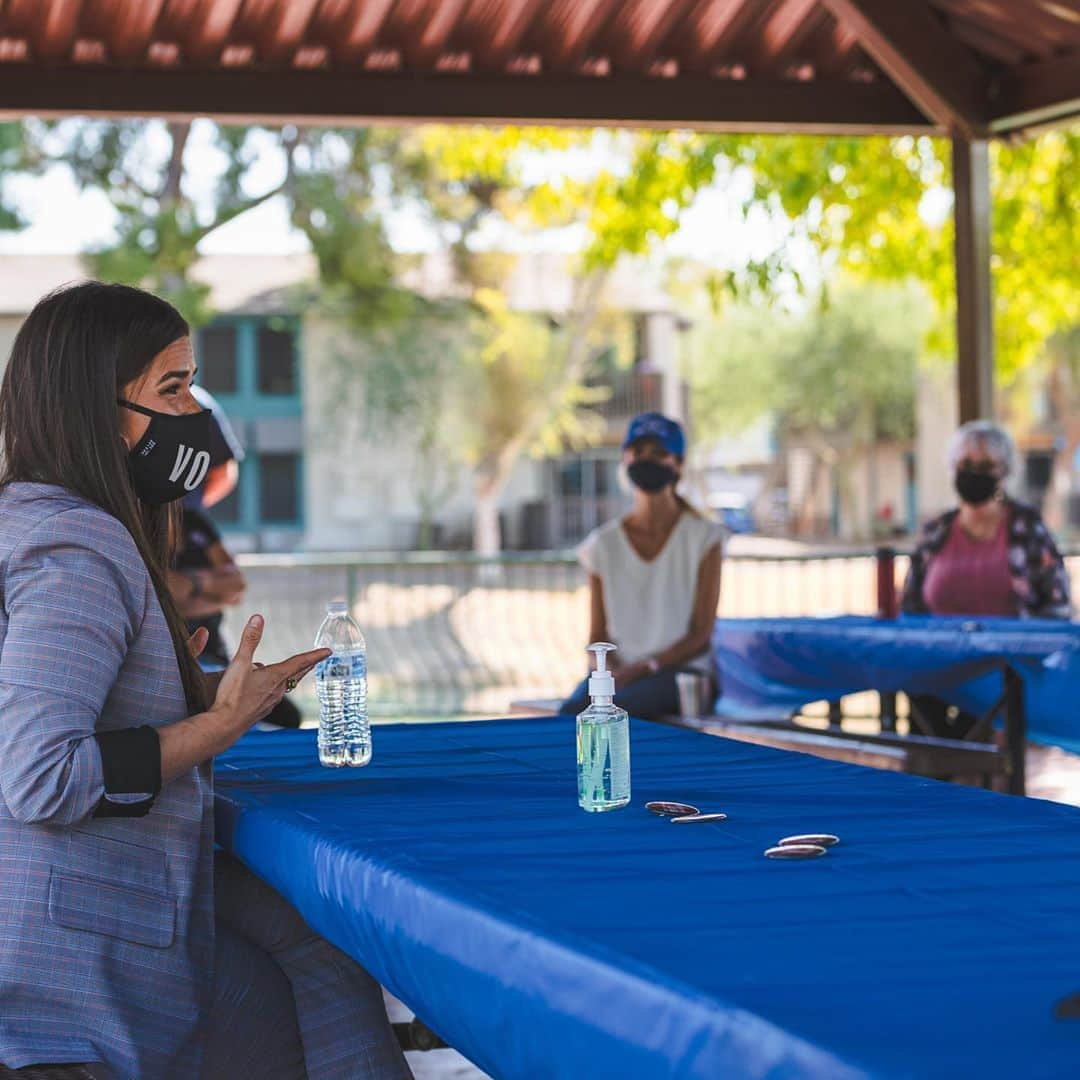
[623,412,686,458]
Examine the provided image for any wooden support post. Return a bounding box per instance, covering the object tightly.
[1003,666,1026,797]
[953,136,994,423]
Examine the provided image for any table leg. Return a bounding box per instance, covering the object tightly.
[879,691,897,734]
[1004,666,1026,797]
[828,699,843,729]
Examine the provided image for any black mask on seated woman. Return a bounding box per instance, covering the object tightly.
[119,400,214,505]
[628,460,679,494]
[954,468,999,507]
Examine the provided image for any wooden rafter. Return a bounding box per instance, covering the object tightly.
[319,0,398,65]
[599,0,693,73]
[4,0,84,63]
[809,17,862,77]
[535,0,617,73]
[0,63,934,133]
[180,0,244,65]
[615,0,702,74]
[250,0,322,66]
[104,0,167,64]
[683,0,766,73]
[990,50,1080,132]
[466,0,548,72]
[931,0,1061,60]
[819,0,990,135]
[395,0,472,69]
[739,0,821,74]
[947,15,1031,67]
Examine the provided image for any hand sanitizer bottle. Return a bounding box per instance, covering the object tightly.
[577,642,631,812]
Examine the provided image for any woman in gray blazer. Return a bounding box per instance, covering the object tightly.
[0,283,413,1080]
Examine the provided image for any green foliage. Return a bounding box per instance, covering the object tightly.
[688,281,932,448]
[0,122,28,230]
[7,112,1070,547]
[724,127,1079,381]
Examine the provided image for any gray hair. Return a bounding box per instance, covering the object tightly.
[946,420,1016,477]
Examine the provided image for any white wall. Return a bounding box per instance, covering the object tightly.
[916,365,959,521]
[301,317,546,551]
[0,316,19,374]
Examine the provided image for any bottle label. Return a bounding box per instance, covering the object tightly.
[317,651,367,679]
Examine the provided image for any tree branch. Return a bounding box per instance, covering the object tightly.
[160,120,191,205]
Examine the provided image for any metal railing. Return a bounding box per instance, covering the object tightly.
[224,548,1080,718]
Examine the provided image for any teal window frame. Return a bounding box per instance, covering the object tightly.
[196,315,304,534]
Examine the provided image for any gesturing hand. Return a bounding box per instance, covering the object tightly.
[210,614,330,733]
[187,627,210,660]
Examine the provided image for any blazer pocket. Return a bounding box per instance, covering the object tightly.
[48,869,176,949]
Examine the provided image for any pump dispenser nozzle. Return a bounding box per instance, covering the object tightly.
[587,642,617,702]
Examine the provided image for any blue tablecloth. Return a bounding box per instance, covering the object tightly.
[215,720,1080,1079]
[713,615,1080,752]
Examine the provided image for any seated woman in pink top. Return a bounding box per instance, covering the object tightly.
[901,420,1071,735]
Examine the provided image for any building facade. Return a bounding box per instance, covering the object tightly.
[0,253,688,552]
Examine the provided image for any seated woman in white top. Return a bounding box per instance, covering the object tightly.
[560,412,724,719]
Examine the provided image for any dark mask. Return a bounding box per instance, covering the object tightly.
[954,468,999,507]
[119,400,214,505]
[627,460,678,494]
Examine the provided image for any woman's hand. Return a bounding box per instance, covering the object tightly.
[160,616,329,785]
[614,660,651,690]
[210,615,329,735]
[187,627,210,660]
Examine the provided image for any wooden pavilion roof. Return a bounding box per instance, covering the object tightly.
[0,1,1077,138]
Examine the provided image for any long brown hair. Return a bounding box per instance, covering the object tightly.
[0,281,208,711]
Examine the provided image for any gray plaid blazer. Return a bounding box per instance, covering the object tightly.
[0,483,214,1078]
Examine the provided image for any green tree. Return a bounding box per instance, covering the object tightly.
[720,127,1079,381]
[688,281,931,537]
[309,126,724,554]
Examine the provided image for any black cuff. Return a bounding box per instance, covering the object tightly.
[92,726,161,819]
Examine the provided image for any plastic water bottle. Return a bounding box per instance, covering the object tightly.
[577,642,630,812]
[314,600,371,767]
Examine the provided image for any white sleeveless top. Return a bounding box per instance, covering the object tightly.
[578,512,725,674]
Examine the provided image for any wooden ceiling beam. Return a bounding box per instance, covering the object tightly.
[809,18,861,77]
[989,50,1080,132]
[250,0,322,66]
[0,63,936,133]
[534,0,618,73]
[395,0,473,69]
[945,15,1031,67]
[467,0,548,72]
[740,0,821,74]
[4,0,85,63]
[180,0,244,65]
[102,0,168,64]
[679,0,764,74]
[318,0,397,65]
[818,0,990,135]
[601,0,699,74]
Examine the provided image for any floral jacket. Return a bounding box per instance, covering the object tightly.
[901,499,1072,619]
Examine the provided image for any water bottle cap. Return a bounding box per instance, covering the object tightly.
[327,599,348,615]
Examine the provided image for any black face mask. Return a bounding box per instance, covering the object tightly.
[954,468,999,507]
[119,400,214,506]
[627,460,679,494]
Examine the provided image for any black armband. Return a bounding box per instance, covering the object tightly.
[92,726,162,818]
